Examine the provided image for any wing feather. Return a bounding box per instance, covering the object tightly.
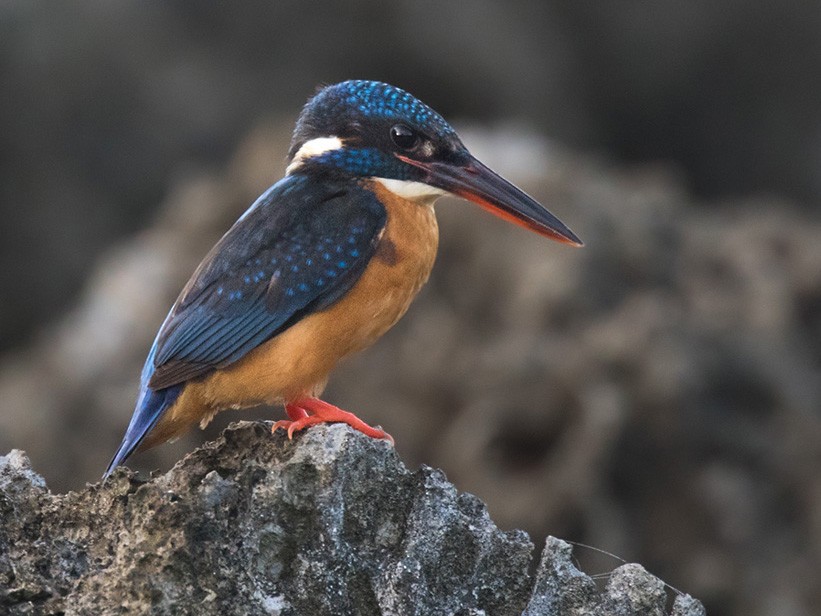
[147,175,386,390]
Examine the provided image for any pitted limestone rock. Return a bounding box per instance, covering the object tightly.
[0,422,703,615]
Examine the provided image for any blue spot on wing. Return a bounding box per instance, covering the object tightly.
[148,176,387,390]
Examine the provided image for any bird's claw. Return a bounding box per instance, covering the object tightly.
[271,397,394,444]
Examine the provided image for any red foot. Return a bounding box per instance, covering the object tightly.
[271,397,394,445]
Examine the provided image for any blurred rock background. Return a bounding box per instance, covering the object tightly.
[1,2,819,615]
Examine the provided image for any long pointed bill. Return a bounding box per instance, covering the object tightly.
[397,154,582,246]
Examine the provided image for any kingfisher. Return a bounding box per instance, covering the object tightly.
[105,80,582,477]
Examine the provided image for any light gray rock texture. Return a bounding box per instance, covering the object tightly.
[0,422,703,615]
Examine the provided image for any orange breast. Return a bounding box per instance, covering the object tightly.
[143,180,439,448]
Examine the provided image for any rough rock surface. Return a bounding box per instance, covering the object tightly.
[0,422,702,615]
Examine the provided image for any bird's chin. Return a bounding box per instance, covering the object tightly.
[373,177,448,205]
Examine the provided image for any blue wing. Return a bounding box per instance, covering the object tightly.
[149,174,387,388]
[105,174,386,476]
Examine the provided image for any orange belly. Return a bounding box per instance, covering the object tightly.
[142,180,439,448]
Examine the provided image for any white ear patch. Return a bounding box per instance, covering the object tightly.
[286,136,344,174]
[375,178,448,204]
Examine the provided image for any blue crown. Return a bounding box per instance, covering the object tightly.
[334,80,455,135]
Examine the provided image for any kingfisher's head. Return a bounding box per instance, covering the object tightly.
[287,80,582,246]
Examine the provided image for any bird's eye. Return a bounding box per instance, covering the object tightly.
[390,124,419,150]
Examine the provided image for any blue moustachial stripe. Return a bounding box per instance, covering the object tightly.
[316,146,415,180]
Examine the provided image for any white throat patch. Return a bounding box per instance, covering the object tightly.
[286,136,344,174]
[374,178,448,204]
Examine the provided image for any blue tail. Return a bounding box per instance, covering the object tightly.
[103,385,181,478]
[104,331,182,478]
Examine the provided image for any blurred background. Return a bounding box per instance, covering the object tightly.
[1,2,820,614]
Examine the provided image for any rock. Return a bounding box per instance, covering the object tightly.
[0,422,701,615]
[524,536,602,615]
[524,537,704,616]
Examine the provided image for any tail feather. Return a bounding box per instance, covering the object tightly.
[104,317,181,479]
[104,384,182,478]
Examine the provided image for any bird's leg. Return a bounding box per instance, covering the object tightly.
[271,396,394,444]
[285,402,309,420]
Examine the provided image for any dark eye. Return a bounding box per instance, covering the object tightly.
[390,124,419,150]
